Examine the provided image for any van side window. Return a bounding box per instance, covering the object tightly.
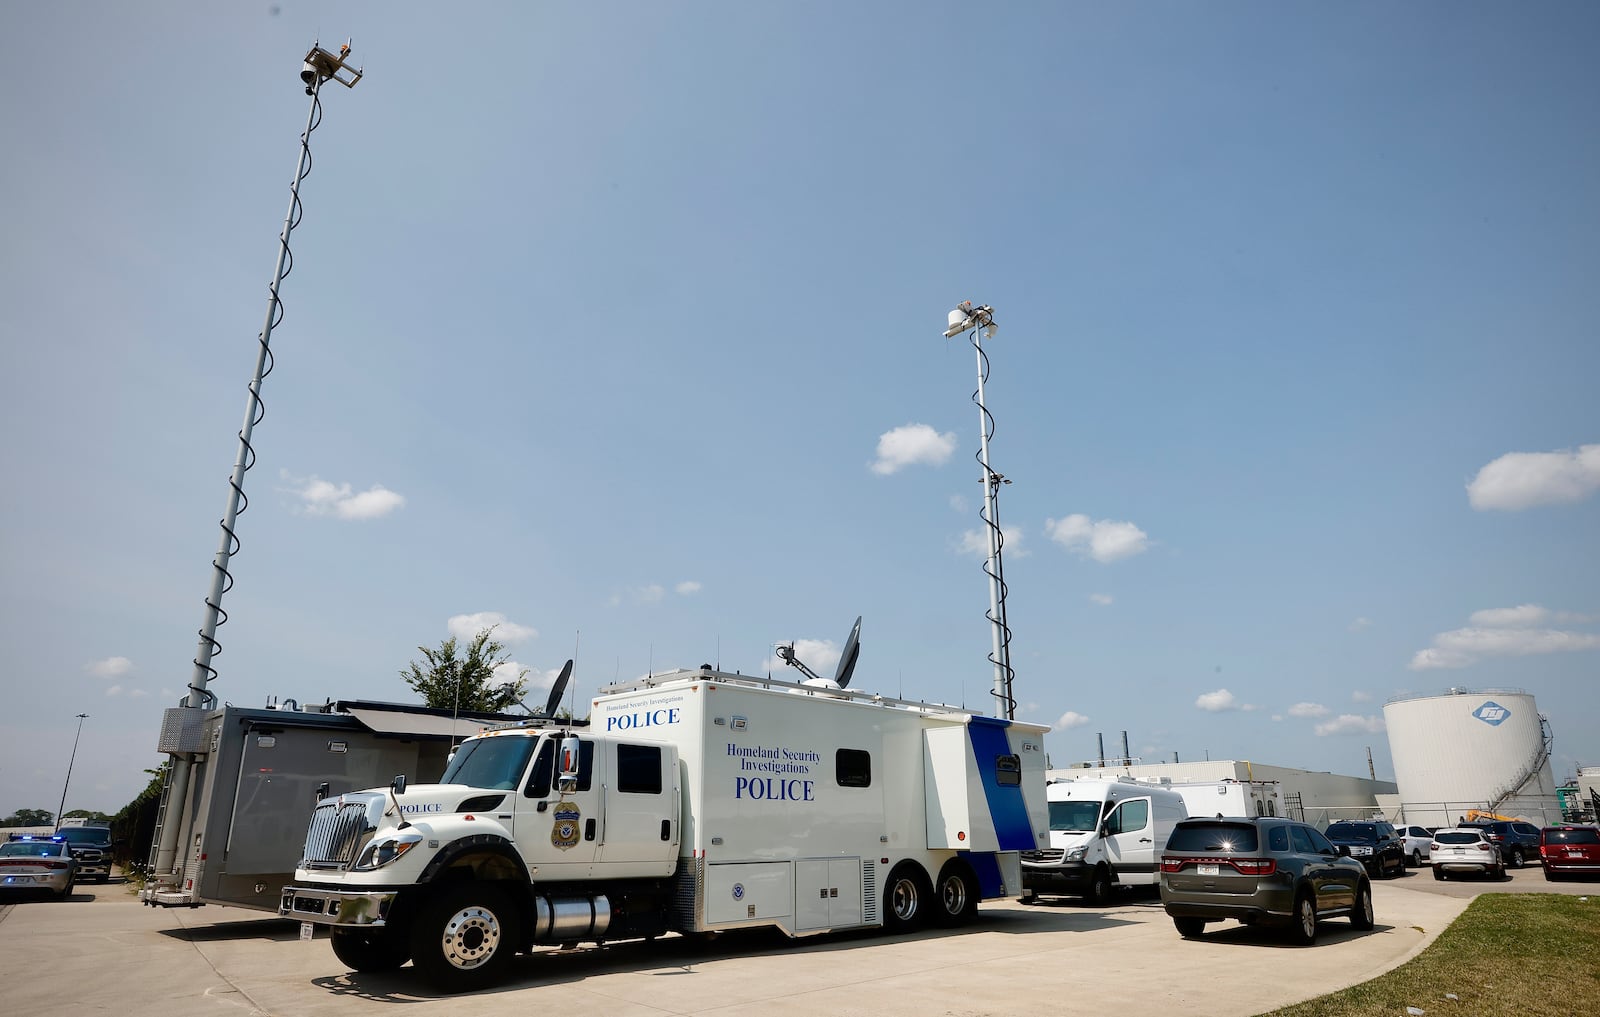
[615,743,663,794]
[1106,799,1149,835]
[836,748,871,788]
[524,739,554,798]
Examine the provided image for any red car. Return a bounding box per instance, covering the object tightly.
[1540,826,1600,881]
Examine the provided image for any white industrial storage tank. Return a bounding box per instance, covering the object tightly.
[1384,688,1560,827]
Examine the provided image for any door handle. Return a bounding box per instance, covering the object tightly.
[1139,838,1153,843]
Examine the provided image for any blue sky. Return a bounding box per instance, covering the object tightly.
[2,2,1596,820]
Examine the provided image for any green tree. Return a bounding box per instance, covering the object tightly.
[2,808,54,827]
[402,628,529,714]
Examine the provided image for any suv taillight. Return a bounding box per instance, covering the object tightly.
[1160,856,1277,876]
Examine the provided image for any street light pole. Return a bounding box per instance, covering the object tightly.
[56,713,89,826]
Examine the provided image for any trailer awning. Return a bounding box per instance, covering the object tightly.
[344,707,499,740]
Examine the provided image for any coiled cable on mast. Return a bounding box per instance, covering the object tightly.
[971,332,1016,719]
[190,87,325,702]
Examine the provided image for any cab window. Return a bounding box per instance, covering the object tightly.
[616,743,663,795]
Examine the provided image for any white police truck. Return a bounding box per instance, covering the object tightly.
[281,665,1048,991]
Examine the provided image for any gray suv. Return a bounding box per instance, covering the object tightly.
[1160,816,1373,945]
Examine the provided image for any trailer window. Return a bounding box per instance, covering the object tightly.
[836,749,871,788]
[616,743,663,795]
[994,754,1021,787]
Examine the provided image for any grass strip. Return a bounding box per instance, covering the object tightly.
[1262,893,1598,1017]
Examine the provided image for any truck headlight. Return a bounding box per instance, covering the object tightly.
[1065,847,1087,862]
[352,831,424,871]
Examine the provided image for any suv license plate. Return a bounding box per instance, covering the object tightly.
[1197,863,1220,876]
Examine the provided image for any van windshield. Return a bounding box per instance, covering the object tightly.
[439,735,537,790]
[1047,800,1105,834]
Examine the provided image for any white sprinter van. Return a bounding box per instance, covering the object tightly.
[1019,778,1187,905]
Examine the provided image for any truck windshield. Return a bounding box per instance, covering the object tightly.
[439,735,537,791]
[1047,800,1105,834]
[54,827,111,846]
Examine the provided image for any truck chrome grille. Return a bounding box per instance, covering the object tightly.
[302,794,383,869]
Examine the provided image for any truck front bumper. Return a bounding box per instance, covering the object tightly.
[1020,860,1093,895]
[280,885,398,927]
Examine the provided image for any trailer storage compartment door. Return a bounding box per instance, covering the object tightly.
[923,720,1033,852]
[704,861,793,928]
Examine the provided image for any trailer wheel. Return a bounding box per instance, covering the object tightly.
[409,884,521,992]
[884,864,931,933]
[933,862,979,927]
[330,928,411,972]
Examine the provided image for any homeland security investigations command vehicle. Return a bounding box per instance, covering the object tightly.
[281,664,1049,991]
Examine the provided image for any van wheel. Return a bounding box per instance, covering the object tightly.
[331,928,411,972]
[1082,866,1112,907]
[884,864,932,933]
[1286,891,1317,946]
[409,884,520,992]
[1173,917,1205,938]
[1349,882,1374,931]
[933,862,979,927]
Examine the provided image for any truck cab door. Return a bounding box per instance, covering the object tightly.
[1102,797,1156,884]
[514,735,604,880]
[594,741,679,876]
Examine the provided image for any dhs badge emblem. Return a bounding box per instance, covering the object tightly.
[551,802,582,850]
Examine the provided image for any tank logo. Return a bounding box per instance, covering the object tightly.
[1473,701,1510,726]
[551,802,582,850]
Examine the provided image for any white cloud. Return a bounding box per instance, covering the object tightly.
[871,424,957,475]
[1287,702,1329,718]
[281,471,406,520]
[105,685,122,697]
[1056,710,1091,730]
[1348,617,1372,632]
[1351,690,1373,703]
[948,494,969,514]
[1045,514,1149,563]
[490,660,526,687]
[1089,593,1114,606]
[87,656,132,679]
[1315,714,1387,736]
[128,688,149,698]
[1410,625,1600,670]
[447,612,537,644]
[1469,604,1549,628]
[1467,444,1600,511]
[675,581,703,595]
[1195,689,1239,712]
[956,526,1027,559]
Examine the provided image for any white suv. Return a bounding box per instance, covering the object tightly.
[1397,825,1433,867]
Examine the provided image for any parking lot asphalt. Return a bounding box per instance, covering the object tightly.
[9,869,1559,1017]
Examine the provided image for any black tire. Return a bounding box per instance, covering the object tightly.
[933,862,979,927]
[1349,882,1374,931]
[1506,848,1523,869]
[1081,866,1112,907]
[1432,867,1446,881]
[409,884,520,993]
[1411,850,1423,868]
[54,877,75,900]
[331,928,411,973]
[1285,891,1317,946]
[884,864,932,933]
[1543,868,1556,882]
[1173,917,1205,938]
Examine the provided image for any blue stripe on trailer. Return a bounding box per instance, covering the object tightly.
[966,716,1034,851]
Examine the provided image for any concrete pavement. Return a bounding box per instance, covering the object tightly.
[0,875,1491,1017]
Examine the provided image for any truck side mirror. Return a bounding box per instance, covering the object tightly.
[391,774,406,796]
[557,734,581,794]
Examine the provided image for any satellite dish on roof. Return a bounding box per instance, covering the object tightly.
[543,659,574,717]
[834,616,862,689]
[779,615,862,691]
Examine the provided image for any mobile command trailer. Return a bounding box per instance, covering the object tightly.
[1161,778,1285,821]
[281,667,1049,992]
[140,699,522,912]
[1020,777,1188,904]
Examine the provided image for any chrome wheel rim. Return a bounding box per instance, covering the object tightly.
[940,875,969,917]
[440,904,502,970]
[1298,898,1315,938]
[891,878,920,921]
